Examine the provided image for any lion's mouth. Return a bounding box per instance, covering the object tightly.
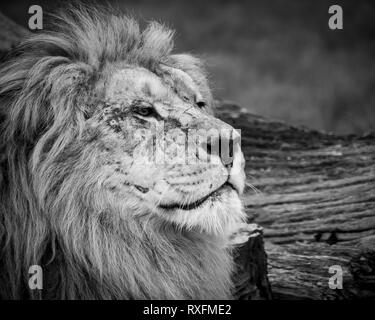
[158,182,236,211]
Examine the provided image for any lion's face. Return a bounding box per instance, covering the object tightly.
[85,65,245,234]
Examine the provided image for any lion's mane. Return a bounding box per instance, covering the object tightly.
[0,6,234,299]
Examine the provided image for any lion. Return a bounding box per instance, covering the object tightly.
[0,6,246,299]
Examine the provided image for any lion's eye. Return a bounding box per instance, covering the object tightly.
[131,101,155,117]
[136,106,153,117]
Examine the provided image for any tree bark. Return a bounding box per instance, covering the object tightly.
[231,223,272,299]
[217,102,375,299]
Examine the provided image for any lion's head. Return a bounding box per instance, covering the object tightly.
[0,6,245,299]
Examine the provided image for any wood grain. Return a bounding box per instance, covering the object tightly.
[217,101,375,299]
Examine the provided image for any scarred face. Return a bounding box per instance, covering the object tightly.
[87,65,246,234]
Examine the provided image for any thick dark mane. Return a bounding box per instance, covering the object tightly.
[0,6,231,299]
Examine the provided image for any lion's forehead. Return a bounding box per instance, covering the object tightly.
[105,67,202,116]
[106,67,168,101]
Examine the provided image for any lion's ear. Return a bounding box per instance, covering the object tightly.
[166,54,213,109]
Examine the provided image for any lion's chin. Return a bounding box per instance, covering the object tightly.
[160,189,246,236]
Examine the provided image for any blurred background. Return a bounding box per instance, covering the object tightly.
[1,0,375,134]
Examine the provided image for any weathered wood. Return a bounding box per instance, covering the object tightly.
[231,223,272,300]
[266,240,375,300]
[217,102,375,299]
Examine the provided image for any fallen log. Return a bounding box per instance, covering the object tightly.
[231,224,272,300]
[217,102,375,299]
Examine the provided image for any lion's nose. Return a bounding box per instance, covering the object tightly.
[201,129,241,167]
